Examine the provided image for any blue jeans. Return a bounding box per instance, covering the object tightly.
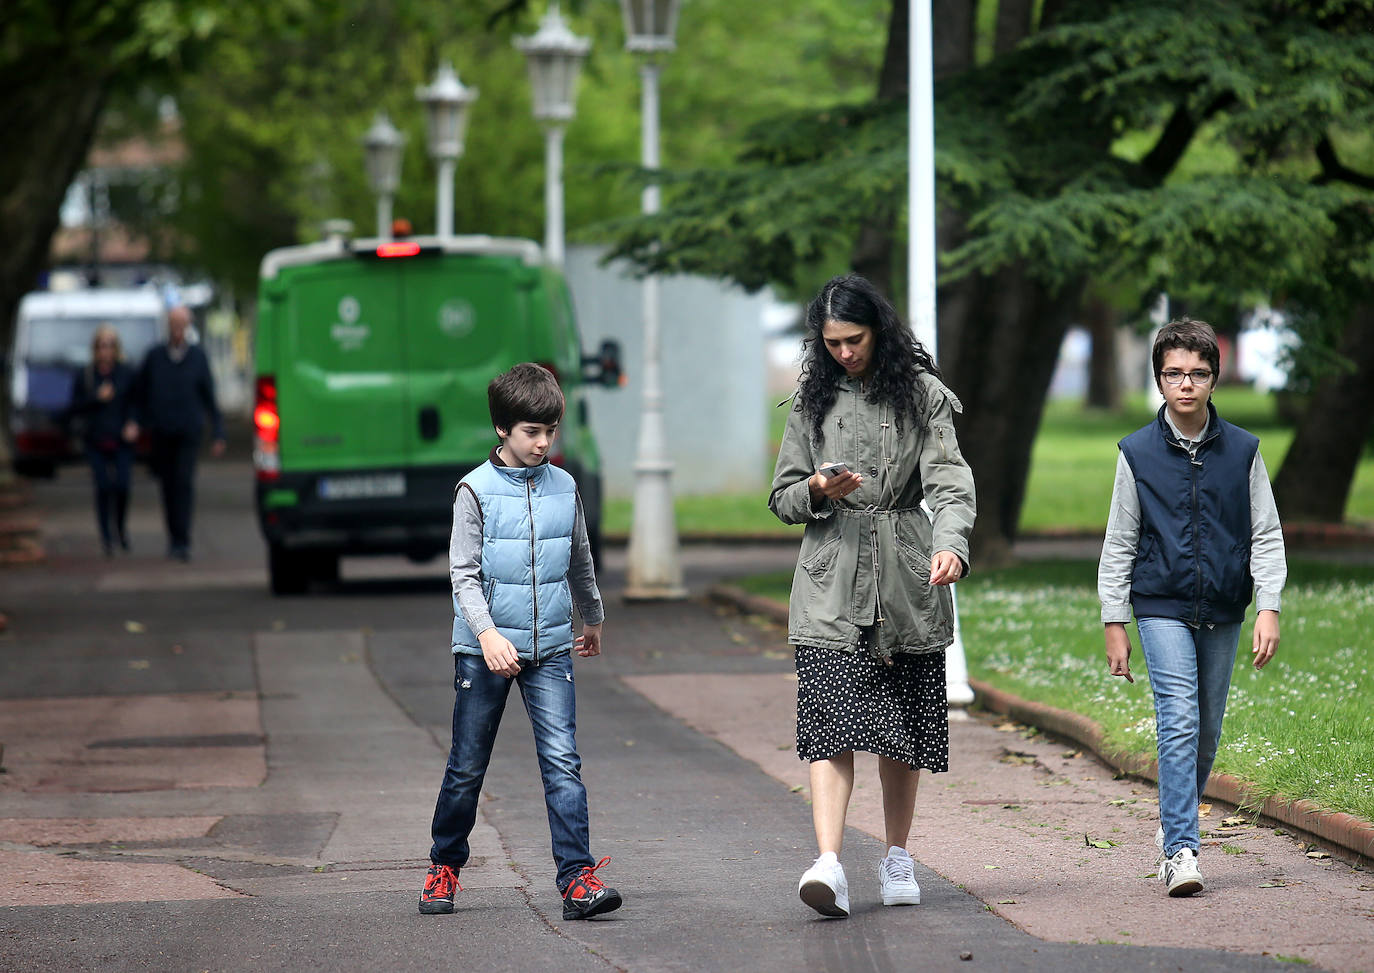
[429,651,593,891]
[1137,617,1241,857]
[85,444,132,548]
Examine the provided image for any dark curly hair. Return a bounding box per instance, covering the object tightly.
[796,274,940,447]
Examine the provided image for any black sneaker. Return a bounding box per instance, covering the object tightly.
[419,863,462,914]
[561,857,621,920]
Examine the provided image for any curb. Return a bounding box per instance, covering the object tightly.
[706,582,1374,868]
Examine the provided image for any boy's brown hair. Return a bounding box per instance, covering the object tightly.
[488,362,564,434]
[1152,317,1220,383]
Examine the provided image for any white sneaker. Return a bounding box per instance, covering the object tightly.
[1155,825,1165,864]
[799,852,849,917]
[879,846,921,906]
[1159,847,1204,897]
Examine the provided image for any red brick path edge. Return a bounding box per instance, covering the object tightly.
[706,582,1374,868]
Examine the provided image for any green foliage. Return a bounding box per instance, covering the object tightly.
[599,0,1374,341]
[597,100,908,291]
[152,0,890,299]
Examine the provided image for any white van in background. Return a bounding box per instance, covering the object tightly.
[8,288,166,477]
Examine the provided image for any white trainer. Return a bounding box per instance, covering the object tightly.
[799,852,850,917]
[1155,825,1165,864]
[879,846,921,906]
[1159,847,1204,897]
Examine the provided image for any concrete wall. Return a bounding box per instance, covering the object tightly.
[565,245,770,498]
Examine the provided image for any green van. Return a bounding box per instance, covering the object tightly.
[252,233,620,595]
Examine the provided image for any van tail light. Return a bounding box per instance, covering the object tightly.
[253,375,281,482]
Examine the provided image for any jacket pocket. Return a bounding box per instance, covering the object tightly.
[800,534,841,581]
[894,537,932,585]
[482,576,496,606]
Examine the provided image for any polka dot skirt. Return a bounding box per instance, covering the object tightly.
[795,643,949,772]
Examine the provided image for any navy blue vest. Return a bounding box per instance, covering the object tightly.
[1118,403,1258,625]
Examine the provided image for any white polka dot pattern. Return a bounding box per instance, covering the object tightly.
[794,643,949,772]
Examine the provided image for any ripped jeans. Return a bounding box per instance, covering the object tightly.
[429,650,594,891]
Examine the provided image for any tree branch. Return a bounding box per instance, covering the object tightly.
[1315,137,1374,190]
[1138,94,1236,185]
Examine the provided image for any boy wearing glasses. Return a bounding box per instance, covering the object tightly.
[1098,317,1286,897]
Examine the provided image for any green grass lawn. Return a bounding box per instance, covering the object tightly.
[733,559,1374,824]
[604,388,1374,535]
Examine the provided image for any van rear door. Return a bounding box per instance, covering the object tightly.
[400,255,530,467]
[275,262,409,472]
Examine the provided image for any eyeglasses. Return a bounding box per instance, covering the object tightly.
[1160,368,1213,386]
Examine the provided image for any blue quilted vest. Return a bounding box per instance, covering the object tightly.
[1118,403,1258,625]
[451,459,577,662]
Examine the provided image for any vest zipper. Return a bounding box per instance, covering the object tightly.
[528,475,539,666]
[1190,454,1202,625]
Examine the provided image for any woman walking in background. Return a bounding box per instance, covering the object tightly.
[70,325,137,556]
[769,274,976,918]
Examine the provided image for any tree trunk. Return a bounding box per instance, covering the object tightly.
[1084,297,1121,410]
[939,267,1085,565]
[0,70,112,469]
[994,0,1036,54]
[1271,303,1374,522]
[933,0,978,79]
[848,0,912,299]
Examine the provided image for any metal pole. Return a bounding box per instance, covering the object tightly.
[544,124,566,267]
[437,158,456,238]
[378,194,393,242]
[910,0,974,707]
[625,59,686,600]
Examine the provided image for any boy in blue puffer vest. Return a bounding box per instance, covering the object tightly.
[1098,317,1286,898]
[420,363,620,920]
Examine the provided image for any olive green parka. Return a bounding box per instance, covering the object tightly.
[768,371,977,658]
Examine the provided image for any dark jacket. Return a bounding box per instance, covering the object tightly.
[1118,402,1258,625]
[134,343,224,441]
[69,361,136,451]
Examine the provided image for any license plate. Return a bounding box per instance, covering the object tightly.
[317,473,406,500]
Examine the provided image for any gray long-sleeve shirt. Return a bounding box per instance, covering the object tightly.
[1098,412,1286,625]
[449,483,604,640]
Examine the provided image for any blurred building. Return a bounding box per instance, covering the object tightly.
[567,245,776,498]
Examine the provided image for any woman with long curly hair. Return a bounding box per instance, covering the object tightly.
[769,273,976,918]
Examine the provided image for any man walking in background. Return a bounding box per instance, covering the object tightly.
[126,304,226,561]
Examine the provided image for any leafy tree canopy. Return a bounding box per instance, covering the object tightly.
[601,0,1374,328]
[152,0,889,299]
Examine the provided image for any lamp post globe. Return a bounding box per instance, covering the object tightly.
[516,4,591,124]
[516,4,590,268]
[415,62,478,238]
[362,111,405,241]
[618,0,681,52]
[620,0,685,601]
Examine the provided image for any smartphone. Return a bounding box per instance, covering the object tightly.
[816,462,849,478]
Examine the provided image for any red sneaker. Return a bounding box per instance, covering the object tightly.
[561,857,622,920]
[419,863,462,914]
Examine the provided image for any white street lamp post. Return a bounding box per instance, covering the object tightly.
[909,1,973,707]
[515,3,591,268]
[620,0,686,600]
[362,111,405,241]
[416,62,478,239]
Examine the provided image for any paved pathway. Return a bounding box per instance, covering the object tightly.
[0,461,1367,971]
